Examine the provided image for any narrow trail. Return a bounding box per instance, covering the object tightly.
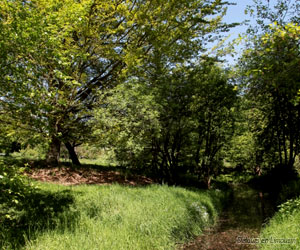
[181,184,275,250]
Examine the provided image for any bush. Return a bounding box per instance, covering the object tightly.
[0,161,34,223]
[277,197,300,218]
[0,160,35,248]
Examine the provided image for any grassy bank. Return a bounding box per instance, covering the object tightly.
[259,197,300,249]
[1,180,228,250]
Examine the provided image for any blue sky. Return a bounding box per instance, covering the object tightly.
[222,0,256,65]
[223,0,254,37]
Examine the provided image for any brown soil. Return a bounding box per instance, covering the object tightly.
[180,216,259,250]
[24,167,154,186]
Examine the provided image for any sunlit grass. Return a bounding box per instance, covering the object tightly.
[1,181,226,250]
[259,197,300,250]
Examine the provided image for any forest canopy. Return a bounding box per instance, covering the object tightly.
[1,0,300,187]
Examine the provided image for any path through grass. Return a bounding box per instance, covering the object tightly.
[182,184,275,250]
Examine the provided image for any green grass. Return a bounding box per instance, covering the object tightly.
[1,180,227,250]
[259,197,300,250]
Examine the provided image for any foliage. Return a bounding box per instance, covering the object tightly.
[215,172,253,184]
[0,0,232,165]
[225,131,256,169]
[239,23,300,178]
[93,78,160,170]
[246,0,300,33]
[278,179,300,204]
[93,62,237,186]
[72,144,105,160]
[224,95,269,175]
[277,197,300,219]
[0,112,25,155]
[190,64,237,187]
[0,161,33,224]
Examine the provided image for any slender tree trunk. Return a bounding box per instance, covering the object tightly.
[46,135,61,166]
[195,129,204,167]
[65,142,81,166]
[206,176,211,189]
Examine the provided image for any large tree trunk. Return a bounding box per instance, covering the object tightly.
[46,135,61,166]
[65,142,81,166]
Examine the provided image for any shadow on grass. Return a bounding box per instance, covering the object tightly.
[0,188,78,250]
[0,156,122,171]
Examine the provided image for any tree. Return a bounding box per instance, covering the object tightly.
[240,23,300,179]
[92,64,197,183]
[189,63,237,188]
[0,0,232,166]
[93,62,237,187]
[224,96,264,174]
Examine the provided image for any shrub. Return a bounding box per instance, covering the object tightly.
[277,197,300,219]
[0,161,34,223]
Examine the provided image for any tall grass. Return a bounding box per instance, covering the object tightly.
[259,197,300,250]
[1,181,227,250]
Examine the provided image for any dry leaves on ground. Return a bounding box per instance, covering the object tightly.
[24,167,154,186]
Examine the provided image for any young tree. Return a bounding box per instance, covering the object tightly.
[190,64,236,188]
[224,96,265,174]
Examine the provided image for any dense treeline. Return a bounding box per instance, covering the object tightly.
[1,0,300,187]
[93,62,236,187]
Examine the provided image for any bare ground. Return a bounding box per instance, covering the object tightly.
[24,167,154,186]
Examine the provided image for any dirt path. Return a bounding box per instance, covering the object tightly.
[181,184,275,250]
